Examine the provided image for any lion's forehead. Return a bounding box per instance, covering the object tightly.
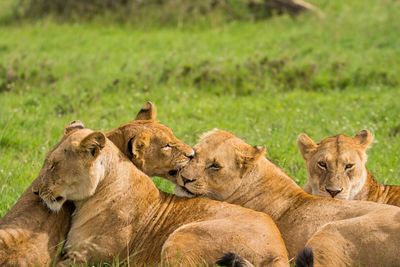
[194,139,239,165]
[319,135,364,151]
[45,131,92,168]
[156,131,177,143]
[120,122,179,143]
[316,142,364,165]
[197,131,238,152]
[199,130,234,144]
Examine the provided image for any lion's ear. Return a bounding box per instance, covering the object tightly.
[128,132,151,167]
[135,101,157,121]
[32,184,39,196]
[64,120,85,135]
[80,132,106,157]
[354,129,373,150]
[237,145,266,172]
[297,133,317,160]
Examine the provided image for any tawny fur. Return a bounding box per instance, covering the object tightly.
[298,130,400,207]
[106,102,195,184]
[0,170,73,266]
[177,130,400,267]
[36,124,289,266]
[0,102,286,266]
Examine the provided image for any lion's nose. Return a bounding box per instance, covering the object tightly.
[181,175,196,185]
[325,187,343,198]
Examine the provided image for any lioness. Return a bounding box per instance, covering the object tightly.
[0,102,186,266]
[0,124,81,266]
[298,130,400,206]
[177,129,400,267]
[0,180,73,266]
[35,123,289,266]
[106,101,194,184]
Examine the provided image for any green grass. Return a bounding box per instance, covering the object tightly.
[1,0,400,215]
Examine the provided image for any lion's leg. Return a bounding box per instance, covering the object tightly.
[301,222,354,267]
[303,216,400,267]
[161,218,288,267]
[161,231,211,267]
[56,235,127,266]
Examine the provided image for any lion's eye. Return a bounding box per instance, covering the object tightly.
[207,163,221,171]
[317,161,327,169]
[345,163,354,170]
[50,162,58,171]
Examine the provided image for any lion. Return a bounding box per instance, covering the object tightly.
[298,130,400,206]
[0,123,83,266]
[0,102,201,266]
[176,129,400,267]
[0,181,73,266]
[106,101,195,184]
[35,122,289,266]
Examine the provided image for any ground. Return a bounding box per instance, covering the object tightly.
[1,0,400,215]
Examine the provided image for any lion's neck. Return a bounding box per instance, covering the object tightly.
[353,169,375,201]
[95,144,155,193]
[68,142,196,263]
[228,157,308,222]
[72,143,162,234]
[356,170,400,205]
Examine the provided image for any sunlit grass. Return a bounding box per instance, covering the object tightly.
[1,0,400,216]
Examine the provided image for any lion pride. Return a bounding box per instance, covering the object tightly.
[297,130,400,206]
[0,102,286,266]
[0,103,198,266]
[177,129,400,267]
[34,120,289,266]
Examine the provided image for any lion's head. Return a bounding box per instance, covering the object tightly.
[297,130,373,199]
[176,129,265,200]
[106,102,194,182]
[33,121,107,212]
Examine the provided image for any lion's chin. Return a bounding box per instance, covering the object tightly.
[174,185,196,198]
[317,190,349,200]
[43,200,64,213]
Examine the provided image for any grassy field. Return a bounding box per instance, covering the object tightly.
[1,0,400,216]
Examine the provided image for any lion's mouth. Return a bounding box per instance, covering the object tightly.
[175,184,197,198]
[181,186,195,196]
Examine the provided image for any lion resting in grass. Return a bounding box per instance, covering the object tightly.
[176,129,400,267]
[0,102,191,266]
[0,181,73,266]
[0,124,78,266]
[35,119,289,266]
[298,130,400,206]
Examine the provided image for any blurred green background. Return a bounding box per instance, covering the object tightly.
[1,0,400,215]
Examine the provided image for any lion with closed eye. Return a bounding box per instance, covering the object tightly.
[176,129,400,267]
[33,107,289,266]
[0,102,287,266]
[0,102,201,266]
[106,101,195,184]
[0,102,193,266]
[298,130,400,206]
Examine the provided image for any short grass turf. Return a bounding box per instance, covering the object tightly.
[1,0,400,215]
